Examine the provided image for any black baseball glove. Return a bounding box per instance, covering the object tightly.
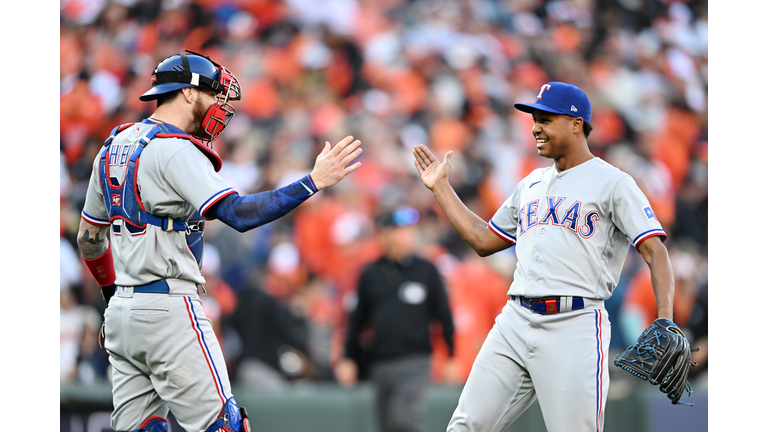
[614,318,699,406]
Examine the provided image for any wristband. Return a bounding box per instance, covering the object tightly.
[82,243,116,287]
[305,175,319,193]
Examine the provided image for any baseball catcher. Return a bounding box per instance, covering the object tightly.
[614,318,699,406]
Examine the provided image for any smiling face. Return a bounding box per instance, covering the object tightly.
[530,110,581,160]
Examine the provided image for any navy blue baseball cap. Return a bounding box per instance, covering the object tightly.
[513,82,592,124]
[375,206,420,228]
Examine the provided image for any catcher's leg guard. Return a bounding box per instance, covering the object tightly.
[204,397,252,432]
[117,416,169,432]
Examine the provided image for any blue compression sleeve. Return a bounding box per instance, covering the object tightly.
[207,175,319,232]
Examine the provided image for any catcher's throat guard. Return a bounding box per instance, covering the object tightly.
[614,318,700,406]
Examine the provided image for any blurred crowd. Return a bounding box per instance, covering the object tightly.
[60,0,708,390]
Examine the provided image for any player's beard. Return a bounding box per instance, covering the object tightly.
[190,96,209,139]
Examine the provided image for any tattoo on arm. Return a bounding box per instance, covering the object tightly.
[78,227,110,259]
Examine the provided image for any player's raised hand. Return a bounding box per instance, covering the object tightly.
[413,144,453,190]
[310,136,363,190]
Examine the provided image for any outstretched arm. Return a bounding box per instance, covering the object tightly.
[208,136,362,232]
[637,236,675,320]
[413,144,509,257]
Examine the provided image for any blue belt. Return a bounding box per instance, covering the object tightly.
[138,212,188,231]
[512,296,584,314]
[133,280,171,293]
[129,280,204,294]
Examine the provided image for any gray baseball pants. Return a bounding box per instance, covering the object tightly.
[446,299,611,432]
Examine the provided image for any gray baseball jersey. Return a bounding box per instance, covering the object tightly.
[81,120,238,431]
[82,122,235,286]
[488,157,666,299]
[446,157,666,432]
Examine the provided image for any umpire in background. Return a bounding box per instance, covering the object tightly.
[335,206,455,432]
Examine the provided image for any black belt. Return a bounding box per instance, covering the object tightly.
[511,295,585,314]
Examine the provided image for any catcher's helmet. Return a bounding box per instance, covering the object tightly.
[140,50,242,143]
[141,51,219,100]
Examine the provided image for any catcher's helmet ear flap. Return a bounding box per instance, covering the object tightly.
[139,52,222,101]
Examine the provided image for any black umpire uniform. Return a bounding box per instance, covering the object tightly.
[342,207,455,432]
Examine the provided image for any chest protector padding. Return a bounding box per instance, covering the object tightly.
[98,122,216,267]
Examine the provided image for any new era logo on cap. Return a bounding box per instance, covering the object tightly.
[513,82,592,123]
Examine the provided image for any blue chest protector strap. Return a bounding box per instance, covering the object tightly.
[99,122,205,265]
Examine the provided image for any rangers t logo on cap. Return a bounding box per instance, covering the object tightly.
[514,82,592,124]
[536,84,552,99]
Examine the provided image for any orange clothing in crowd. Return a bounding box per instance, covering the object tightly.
[431,259,510,384]
[622,266,696,329]
[293,197,380,295]
[429,116,473,155]
[207,279,238,318]
[60,80,105,165]
[652,107,702,192]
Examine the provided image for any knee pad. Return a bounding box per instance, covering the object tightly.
[204,397,252,432]
[118,416,169,432]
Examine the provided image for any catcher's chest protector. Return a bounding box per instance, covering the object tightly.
[98,122,213,266]
[99,122,156,234]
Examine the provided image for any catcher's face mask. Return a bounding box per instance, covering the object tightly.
[140,50,242,146]
[200,65,241,145]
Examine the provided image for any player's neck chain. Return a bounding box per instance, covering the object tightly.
[148,116,166,123]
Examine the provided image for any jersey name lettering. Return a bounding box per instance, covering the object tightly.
[519,198,601,239]
[109,144,133,166]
